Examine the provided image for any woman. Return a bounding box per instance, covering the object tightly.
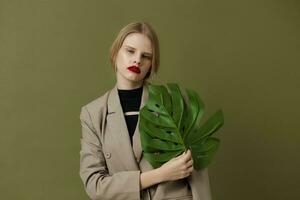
[79,21,212,200]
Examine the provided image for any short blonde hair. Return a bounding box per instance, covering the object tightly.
[109,21,160,80]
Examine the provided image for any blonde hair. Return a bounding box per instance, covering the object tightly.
[109,21,160,80]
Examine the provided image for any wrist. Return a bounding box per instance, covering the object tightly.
[155,166,166,183]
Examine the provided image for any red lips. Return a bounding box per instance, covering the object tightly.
[127,66,141,74]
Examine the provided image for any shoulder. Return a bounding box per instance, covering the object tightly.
[79,89,111,122]
[84,90,110,111]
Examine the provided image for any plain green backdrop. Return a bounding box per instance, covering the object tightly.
[1,0,299,199]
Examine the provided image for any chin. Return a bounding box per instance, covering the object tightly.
[118,70,144,83]
[128,77,144,83]
[126,73,145,81]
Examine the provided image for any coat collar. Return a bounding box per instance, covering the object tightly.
[106,81,150,170]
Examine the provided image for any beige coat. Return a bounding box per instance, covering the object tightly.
[79,81,212,200]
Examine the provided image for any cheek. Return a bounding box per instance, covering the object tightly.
[120,54,130,65]
[116,54,126,68]
[143,64,151,73]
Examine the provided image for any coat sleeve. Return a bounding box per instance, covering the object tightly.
[187,168,212,200]
[79,106,141,200]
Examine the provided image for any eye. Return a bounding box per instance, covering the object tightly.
[142,55,152,60]
[127,49,134,54]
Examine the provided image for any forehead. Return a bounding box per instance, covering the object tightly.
[122,33,152,53]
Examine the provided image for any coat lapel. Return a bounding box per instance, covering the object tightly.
[106,81,149,171]
[132,82,149,163]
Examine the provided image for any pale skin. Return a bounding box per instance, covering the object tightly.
[114,32,194,190]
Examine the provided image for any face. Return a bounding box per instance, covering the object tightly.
[115,33,153,89]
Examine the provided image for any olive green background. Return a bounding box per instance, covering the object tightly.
[1,0,299,199]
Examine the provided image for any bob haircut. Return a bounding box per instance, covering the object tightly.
[109,21,160,80]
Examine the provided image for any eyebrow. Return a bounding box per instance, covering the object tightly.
[124,45,153,56]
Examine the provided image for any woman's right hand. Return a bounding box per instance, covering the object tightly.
[158,149,194,182]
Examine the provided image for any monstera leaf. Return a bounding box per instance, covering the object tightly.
[139,83,224,170]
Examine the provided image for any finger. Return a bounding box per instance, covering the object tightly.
[177,150,187,159]
[186,149,192,156]
[185,149,191,157]
[181,171,190,179]
[183,169,193,178]
[186,149,192,160]
[186,159,193,168]
[182,150,192,162]
[188,165,194,173]
[174,153,184,160]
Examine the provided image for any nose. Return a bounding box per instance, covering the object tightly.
[133,54,141,65]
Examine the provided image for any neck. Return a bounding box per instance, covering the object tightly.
[117,79,144,90]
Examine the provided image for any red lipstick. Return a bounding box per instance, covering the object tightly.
[127,66,141,74]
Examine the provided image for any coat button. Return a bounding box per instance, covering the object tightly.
[105,152,111,159]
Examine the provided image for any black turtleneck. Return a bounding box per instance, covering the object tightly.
[117,86,143,145]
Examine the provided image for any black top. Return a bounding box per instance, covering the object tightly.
[118,86,143,145]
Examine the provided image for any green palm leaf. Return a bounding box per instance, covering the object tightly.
[139,83,224,170]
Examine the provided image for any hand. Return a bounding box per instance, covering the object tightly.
[158,149,194,182]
